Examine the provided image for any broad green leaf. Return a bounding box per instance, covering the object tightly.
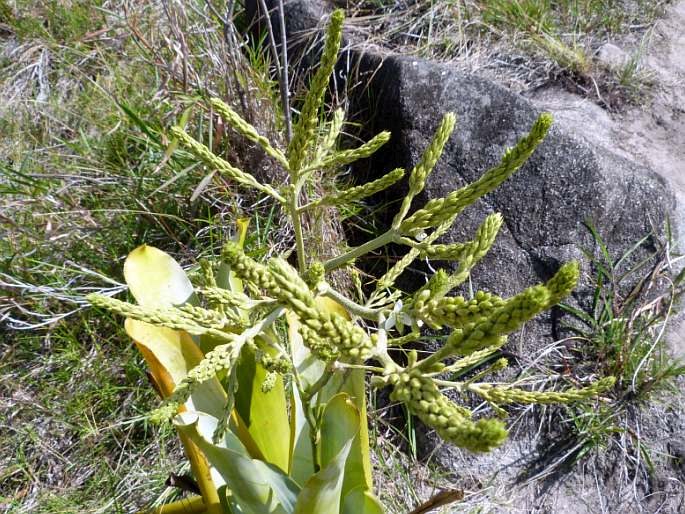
[235,343,290,473]
[286,311,320,485]
[218,485,239,514]
[320,387,370,499]
[125,318,225,514]
[342,487,385,514]
[289,381,315,486]
[125,319,262,460]
[123,245,195,307]
[287,299,373,493]
[293,394,359,514]
[176,411,301,514]
[312,298,373,493]
[319,394,359,468]
[287,311,326,390]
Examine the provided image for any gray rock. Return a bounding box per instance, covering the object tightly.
[244,0,335,56]
[352,54,672,295]
[596,42,631,70]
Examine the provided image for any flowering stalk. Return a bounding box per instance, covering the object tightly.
[89,9,615,514]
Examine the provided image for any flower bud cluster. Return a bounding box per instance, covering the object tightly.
[199,287,251,310]
[268,258,374,360]
[315,108,344,162]
[223,243,373,361]
[298,324,338,361]
[388,368,507,452]
[418,213,503,265]
[222,243,278,291]
[317,131,391,170]
[446,262,578,355]
[260,352,292,375]
[260,371,278,393]
[407,114,456,196]
[177,303,236,327]
[413,290,504,329]
[304,262,326,289]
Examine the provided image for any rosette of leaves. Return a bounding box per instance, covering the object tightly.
[88,9,614,514]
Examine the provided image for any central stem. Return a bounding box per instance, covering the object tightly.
[289,183,307,273]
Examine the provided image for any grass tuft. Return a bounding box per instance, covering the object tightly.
[546,221,685,472]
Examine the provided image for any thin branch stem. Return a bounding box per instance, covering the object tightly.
[288,186,307,272]
[432,378,466,390]
[319,283,383,320]
[323,229,397,272]
[334,362,385,373]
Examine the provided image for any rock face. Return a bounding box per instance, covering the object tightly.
[595,42,631,70]
[244,0,335,57]
[353,54,673,296]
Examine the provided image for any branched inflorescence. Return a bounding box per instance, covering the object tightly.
[222,242,373,361]
[90,9,614,456]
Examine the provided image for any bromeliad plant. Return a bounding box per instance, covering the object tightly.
[88,9,614,514]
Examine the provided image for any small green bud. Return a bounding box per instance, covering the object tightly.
[261,371,278,393]
[304,262,326,288]
[149,403,178,424]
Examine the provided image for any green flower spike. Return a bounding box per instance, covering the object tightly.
[400,112,552,236]
[392,112,456,227]
[209,97,289,169]
[446,261,579,356]
[415,290,505,330]
[169,335,245,404]
[472,376,616,405]
[87,294,237,341]
[316,131,391,170]
[318,167,405,207]
[287,9,344,173]
[170,126,284,202]
[389,369,508,452]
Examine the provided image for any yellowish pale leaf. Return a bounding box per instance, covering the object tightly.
[123,245,194,308]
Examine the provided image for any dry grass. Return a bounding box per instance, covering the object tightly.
[345,0,671,109]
